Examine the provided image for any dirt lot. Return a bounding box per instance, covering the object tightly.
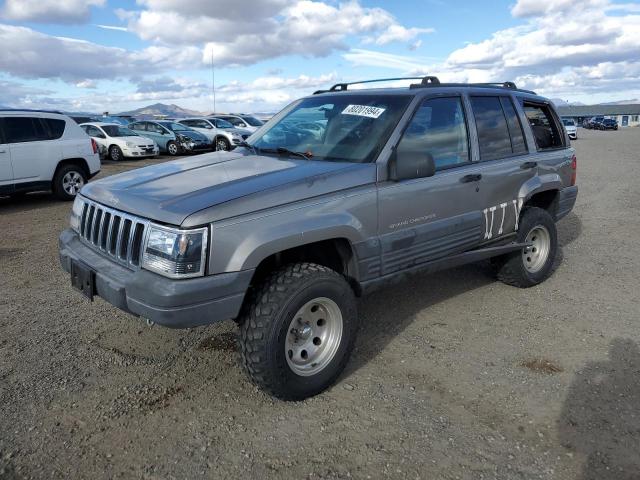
[1,128,639,479]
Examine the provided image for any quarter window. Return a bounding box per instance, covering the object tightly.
[42,119,65,139]
[397,97,470,170]
[500,97,527,155]
[523,102,564,150]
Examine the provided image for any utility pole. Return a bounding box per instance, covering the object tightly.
[211,49,216,114]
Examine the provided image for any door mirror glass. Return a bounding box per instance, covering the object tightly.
[390,149,435,181]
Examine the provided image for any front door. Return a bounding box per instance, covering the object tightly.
[622,116,629,127]
[377,95,484,276]
[4,116,58,183]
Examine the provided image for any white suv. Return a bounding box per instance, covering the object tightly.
[178,118,250,151]
[0,110,101,200]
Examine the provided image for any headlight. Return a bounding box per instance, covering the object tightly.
[231,133,241,139]
[126,141,136,148]
[142,225,208,278]
[70,196,84,232]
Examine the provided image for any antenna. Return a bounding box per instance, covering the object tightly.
[211,49,216,113]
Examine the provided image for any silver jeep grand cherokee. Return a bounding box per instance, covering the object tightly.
[59,76,578,400]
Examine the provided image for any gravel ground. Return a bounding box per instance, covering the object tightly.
[1,129,639,480]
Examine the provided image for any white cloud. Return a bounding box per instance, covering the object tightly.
[0,24,200,81]
[76,79,97,88]
[1,0,105,24]
[122,0,432,66]
[345,0,640,100]
[95,24,128,32]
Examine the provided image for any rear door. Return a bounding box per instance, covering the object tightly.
[5,116,59,183]
[0,119,15,192]
[377,95,484,276]
[467,95,535,241]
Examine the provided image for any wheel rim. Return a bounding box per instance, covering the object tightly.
[216,139,228,151]
[285,297,343,377]
[110,147,120,161]
[522,225,551,273]
[168,143,178,155]
[62,171,84,196]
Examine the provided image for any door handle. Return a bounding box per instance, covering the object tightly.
[460,173,482,183]
[521,161,538,169]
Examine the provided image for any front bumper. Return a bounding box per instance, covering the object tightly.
[59,229,253,328]
[123,146,159,157]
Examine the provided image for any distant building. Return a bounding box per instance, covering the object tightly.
[557,104,640,127]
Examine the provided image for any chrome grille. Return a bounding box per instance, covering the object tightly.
[78,198,150,269]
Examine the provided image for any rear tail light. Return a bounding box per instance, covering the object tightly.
[91,138,98,155]
[570,154,577,186]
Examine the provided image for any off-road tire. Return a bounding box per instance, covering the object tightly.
[238,262,358,401]
[109,145,123,161]
[52,164,87,201]
[495,207,558,288]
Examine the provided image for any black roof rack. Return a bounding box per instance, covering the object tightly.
[313,76,536,95]
[313,76,439,94]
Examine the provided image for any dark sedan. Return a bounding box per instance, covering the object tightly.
[598,119,618,130]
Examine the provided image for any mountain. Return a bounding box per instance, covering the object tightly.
[116,103,205,118]
[598,99,640,105]
[550,98,585,107]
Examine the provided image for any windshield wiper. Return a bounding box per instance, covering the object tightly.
[260,146,312,160]
[238,140,257,154]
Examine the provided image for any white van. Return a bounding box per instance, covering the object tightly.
[0,110,101,200]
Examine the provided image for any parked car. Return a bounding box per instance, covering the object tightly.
[60,76,578,400]
[1,109,100,200]
[80,122,158,161]
[130,121,211,155]
[585,116,604,129]
[178,117,251,151]
[562,118,577,139]
[211,114,264,133]
[598,118,618,130]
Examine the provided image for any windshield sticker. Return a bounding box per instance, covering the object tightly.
[341,104,386,119]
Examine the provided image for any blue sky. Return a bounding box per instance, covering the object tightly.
[0,0,639,113]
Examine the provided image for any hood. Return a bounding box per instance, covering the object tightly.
[123,136,153,145]
[175,130,208,142]
[80,150,376,227]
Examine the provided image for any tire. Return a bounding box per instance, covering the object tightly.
[166,141,179,156]
[238,262,358,401]
[109,145,123,161]
[53,164,87,201]
[215,137,230,151]
[494,207,558,288]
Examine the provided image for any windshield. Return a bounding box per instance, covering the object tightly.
[220,117,244,127]
[249,94,412,163]
[160,122,190,132]
[211,118,234,129]
[240,115,264,127]
[562,119,575,126]
[102,125,138,137]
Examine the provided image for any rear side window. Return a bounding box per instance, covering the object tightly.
[470,96,519,161]
[2,117,50,143]
[398,96,470,170]
[500,98,527,154]
[42,118,65,139]
[523,102,564,150]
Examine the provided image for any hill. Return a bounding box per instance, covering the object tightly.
[116,103,204,118]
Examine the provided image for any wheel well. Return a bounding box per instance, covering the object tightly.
[215,135,229,143]
[54,158,89,179]
[524,190,559,218]
[249,238,360,296]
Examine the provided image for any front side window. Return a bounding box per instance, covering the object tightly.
[250,94,411,163]
[102,125,138,137]
[524,103,564,150]
[221,116,245,127]
[397,97,469,170]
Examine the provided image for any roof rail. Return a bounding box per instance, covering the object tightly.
[313,76,440,94]
[0,108,65,114]
[410,81,536,94]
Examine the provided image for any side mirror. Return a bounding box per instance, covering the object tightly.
[389,148,436,181]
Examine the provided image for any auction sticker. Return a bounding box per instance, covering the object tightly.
[341,104,386,118]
